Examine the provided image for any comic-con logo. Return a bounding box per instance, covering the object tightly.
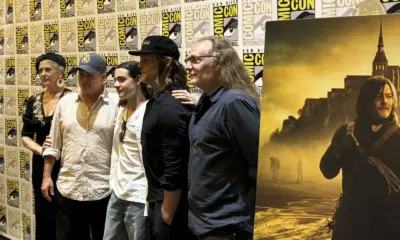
[242,0,272,46]
[77,19,96,52]
[162,9,182,48]
[243,50,264,95]
[5,58,15,85]
[277,0,315,20]
[60,0,75,18]
[29,0,42,21]
[118,15,138,51]
[16,27,29,55]
[213,3,239,46]
[185,5,210,48]
[44,23,59,53]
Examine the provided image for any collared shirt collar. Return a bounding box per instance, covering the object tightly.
[77,87,110,102]
[151,91,169,103]
[200,85,224,103]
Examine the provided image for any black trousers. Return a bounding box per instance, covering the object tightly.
[147,200,196,240]
[32,157,60,240]
[55,193,110,240]
[197,228,253,240]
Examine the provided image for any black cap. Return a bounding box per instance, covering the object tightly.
[36,53,66,72]
[129,35,180,60]
[75,53,106,74]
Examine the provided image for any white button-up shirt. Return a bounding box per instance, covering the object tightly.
[43,88,119,201]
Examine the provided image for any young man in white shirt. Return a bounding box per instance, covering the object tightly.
[103,61,151,240]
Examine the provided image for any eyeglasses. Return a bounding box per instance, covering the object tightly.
[119,120,127,142]
[184,55,214,64]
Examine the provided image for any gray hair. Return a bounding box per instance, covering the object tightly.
[42,59,65,77]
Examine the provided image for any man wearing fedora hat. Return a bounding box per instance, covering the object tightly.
[129,36,194,240]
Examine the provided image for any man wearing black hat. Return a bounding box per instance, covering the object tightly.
[129,36,195,240]
[42,53,119,240]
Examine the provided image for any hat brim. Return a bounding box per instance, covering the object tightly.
[128,50,179,60]
[128,50,156,56]
[74,65,100,74]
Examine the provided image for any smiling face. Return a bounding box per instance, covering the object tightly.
[114,68,139,102]
[38,60,62,88]
[185,40,220,93]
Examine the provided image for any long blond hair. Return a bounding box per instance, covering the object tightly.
[198,36,260,106]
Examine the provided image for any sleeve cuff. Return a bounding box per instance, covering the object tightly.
[42,147,60,160]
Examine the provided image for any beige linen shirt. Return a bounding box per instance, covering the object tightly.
[43,88,119,201]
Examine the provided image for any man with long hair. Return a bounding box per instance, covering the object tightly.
[320,76,400,240]
[185,36,260,239]
[129,36,194,240]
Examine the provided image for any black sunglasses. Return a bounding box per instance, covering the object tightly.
[119,120,127,142]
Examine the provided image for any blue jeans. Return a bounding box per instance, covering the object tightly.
[103,191,148,240]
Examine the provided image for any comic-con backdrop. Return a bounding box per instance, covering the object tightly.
[0,0,397,238]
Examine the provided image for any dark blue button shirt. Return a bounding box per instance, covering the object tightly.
[188,86,260,236]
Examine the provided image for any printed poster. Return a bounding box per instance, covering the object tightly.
[118,12,138,51]
[97,0,115,14]
[20,181,31,214]
[64,53,78,87]
[6,0,13,24]
[0,118,4,145]
[5,57,15,85]
[16,56,30,86]
[30,55,42,87]
[30,22,44,54]
[184,2,211,49]
[0,28,4,56]
[61,18,77,53]
[0,148,4,175]
[139,9,161,43]
[6,178,19,208]
[22,212,31,240]
[44,20,60,53]
[0,204,6,233]
[5,118,17,147]
[276,0,316,20]
[242,0,272,46]
[212,0,239,46]
[43,0,58,20]
[15,0,29,23]
[19,150,30,182]
[5,147,19,177]
[7,206,21,238]
[76,0,96,16]
[99,52,118,88]
[60,0,75,18]
[243,47,264,95]
[0,57,4,85]
[255,15,400,239]
[16,24,29,55]
[119,51,139,64]
[116,0,136,12]
[98,14,118,52]
[4,89,17,117]
[0,88,3,115]
[77,17,97,52]
[0,176,5,204]
[29,0,42,21]
[17,87,30,117]
[5,25,15,55]
[162,6,182,48]
[139,0,158,9]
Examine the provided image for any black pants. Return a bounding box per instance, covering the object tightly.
[147,200,195,240]
[55,193,110,240]
[32,157,60,240]
[197,228,253,240]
